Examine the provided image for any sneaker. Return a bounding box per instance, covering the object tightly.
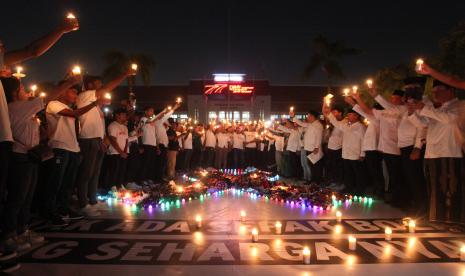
[50,215,68,227]
[66,209,84,220]
[1,262,21,274]
[0,250,16,262]
[81,205,101,217]
[125,182,142,191]
[19,230,45,245]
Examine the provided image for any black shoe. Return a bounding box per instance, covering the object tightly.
[66,209,84,220]
[50,216,68,227]
[1,262,21,273]
[0,250,17,262]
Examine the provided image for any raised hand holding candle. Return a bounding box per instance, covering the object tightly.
[343,88,350,97]
[66,12,79,31]
[39,92,47,98]
[104,93,112,100]
[352,85,358,94]
[415,58,424,71]
[72,66,81,75]
[302,246,311,264]
[176,97,182,104]
[30,84,37,97]
[13,66,25,79]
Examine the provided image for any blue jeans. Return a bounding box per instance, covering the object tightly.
[44,148,81,217]
[300,150,312,181]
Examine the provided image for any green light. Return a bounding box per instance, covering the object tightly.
[354,196,358,200]
[176,199,180,205]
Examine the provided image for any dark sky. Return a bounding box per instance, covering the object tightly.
[2,0,465,86]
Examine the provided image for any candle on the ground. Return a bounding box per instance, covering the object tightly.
[385,227,392,241]
[240,210,246,222]
[251,228,259,242]
[275,221,282,234]
[302,246,311,264]
[336,211,342,223]
[348,235,357,250]
[460,246,465,261]
[408,220,416,233]
[195,215,202,228]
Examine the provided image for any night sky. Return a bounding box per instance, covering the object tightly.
[2,0,465,86]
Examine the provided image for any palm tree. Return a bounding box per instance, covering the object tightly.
[102,50,156,99]
[304,35,360,93]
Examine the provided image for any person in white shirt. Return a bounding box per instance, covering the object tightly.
[232,126,246,169]
[45,77,106,226]
[325,105,344,185]
[324,106,367,194]
[203,124,217,168]
[104,108,130,189]
[243,125,258,167]
[356,89,405,205]
[75,70,134,217]
[346,96,385,198]
[266,124,285,175]
[182,127,193,171]
[410,80,464,222]
[215,126,231,169]
[277,120,301,178]
[1,77,45,251]
[291,110,324,184]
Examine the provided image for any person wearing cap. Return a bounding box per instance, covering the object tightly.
[290,109,324,184]
[345,96,385,198]
[409,80,464,222]
[323,106,367,193]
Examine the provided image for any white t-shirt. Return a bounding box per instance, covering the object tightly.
[107,121,128,155]
[232,132,245,149]
[0,80,13,142]
[141,117,157,146]
[204,129,217,148]
[46,100,80,152]
[8,97,44,154]
[183,132,193,150]
[76,90,105,139]
[244,131,257,148]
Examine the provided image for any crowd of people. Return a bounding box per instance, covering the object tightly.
[0,14,464,274]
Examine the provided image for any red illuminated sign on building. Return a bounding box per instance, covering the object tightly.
[204,84,254,95]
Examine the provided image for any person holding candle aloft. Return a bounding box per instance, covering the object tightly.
[325,105,344,188]
[243,124,258,168]
[277,120,301,178]
[0,77,45,253]
[323,104,367,194]
[203,124,217,168]
[75,69,134,217]
[232,126,246,169]
[409,80,464,222]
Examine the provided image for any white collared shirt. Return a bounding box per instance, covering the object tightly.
[0,80,13,142]
[46,100,80,152]
[76,90,105,139]
[216,132,230,148]
[293,118,323,152]
[328,123,343,150]
[353,104,380,152]
[244,131,257,148]
[204,129,217,148]
[183,132,193,150]
[272,133,285,152]
[140,117,157,146]
[278,125,300,152]
[328,113,366,160]
[8,97,44,154]
[233,132,245,149]
[155,110,173,147]
[107,121,128,155]
[410,98,463,158]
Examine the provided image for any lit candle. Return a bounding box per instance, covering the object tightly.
[366,79,373,88]
[39,92,47,98]
[131,63,138,71]
[240,210,246,222]
[30,84,37,97]
[336,211,342,223]
[460,246,465,261]
[176,97,182,104]
[348,235,357,251]
[342,88,350,97]
[275,221,282,234]
[352,85,358,94]
[302,246,311,264]
[72,66,81,75]
[408,220,416,233]
[66,13,76,19]
[66,13,79,31]
[104,93,112,100]
[167,106,172,110]
[385,227,392,241]
[290,106,294,112]
[13,66,25,79]
[324,93,333,107]
[251,228,259,242]
[195,215,202,228]
[415,58,424,71]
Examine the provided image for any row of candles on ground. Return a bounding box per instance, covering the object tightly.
[192,211,445,264]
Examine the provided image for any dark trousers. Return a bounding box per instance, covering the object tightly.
[400,146,427,215]
[382,153,404,205]
[75,138,104,208]
[204,147,215,168]
[0,141,12,206]
[126,143,141,183]
[245,148,257,167]
[233,148,245,169]
[183,149,193,170]
[2,153,38,238]
[155,144,167,181]
[44,149,81,217]
[191,148,202,169]
[343,159,367,194]
[326,149,343,183]
[139,145,157,182]
[365,150,385,197]
[426,158,464,222]
[103,155,127,189]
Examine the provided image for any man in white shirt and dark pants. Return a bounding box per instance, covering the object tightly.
[411,80,464,222]
[325,106,344,185]
[75,72,131,217]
